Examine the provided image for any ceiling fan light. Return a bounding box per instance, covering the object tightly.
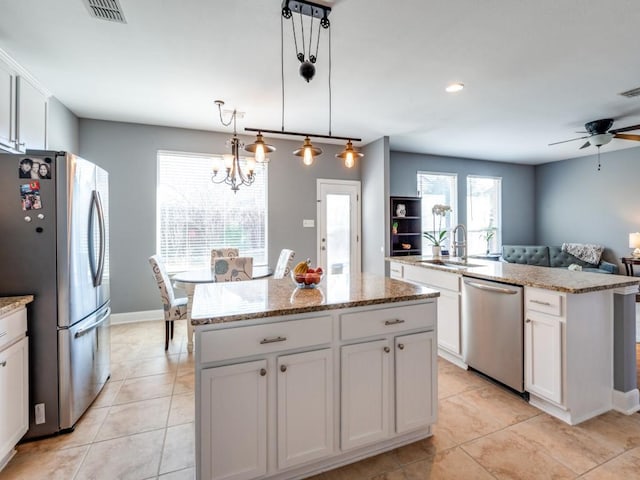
[445,82,464,93]
[589,133,613,147]
[293,137,322,166]
[245,132,275,163]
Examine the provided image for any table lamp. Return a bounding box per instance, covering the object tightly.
[629,232,640,258]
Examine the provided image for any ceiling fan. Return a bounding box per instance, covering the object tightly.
[549,118,640,149]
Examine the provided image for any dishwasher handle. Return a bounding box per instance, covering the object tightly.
[465,280,519,295]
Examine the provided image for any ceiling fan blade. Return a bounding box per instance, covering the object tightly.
[614,133,640,141]
[579,141,591,149]
[548,135,589,146]
[610,124,640,134]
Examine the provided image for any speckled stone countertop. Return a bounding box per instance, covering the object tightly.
[0,296,34,316]
[389,256,640,294]
[190,272,439,325]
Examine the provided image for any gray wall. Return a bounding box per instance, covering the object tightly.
[47,96,79,153]
[536,146,640,265]
[361,137,389,275]
[390,151,537,246]
[78,119,360,314]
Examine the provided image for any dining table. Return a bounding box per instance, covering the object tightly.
[172,265,272,352]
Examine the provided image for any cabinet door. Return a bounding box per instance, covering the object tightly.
[0,61,14,149]
[200,360,267,480]
[395,331,436,433]
[0,337,28,460]
[437,289,461,355]
[341,339,390,450]
[16,76,46,151]
[277,349,333,469]
[524,312,562,404]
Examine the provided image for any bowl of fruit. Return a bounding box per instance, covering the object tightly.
[291,260,324,289]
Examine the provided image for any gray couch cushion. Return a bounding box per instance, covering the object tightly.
[548,246,597,268]
[501,245,550,266]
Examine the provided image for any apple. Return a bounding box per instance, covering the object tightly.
[315,267,323,275]
[295,273,306,284]
[307,267,316,273]
[305,272,321,284]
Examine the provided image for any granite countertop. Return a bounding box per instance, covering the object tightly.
[389,256,640,294]
[0,295,34,316]
[190,272,439,325]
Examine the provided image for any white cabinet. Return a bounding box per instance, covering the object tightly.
[0,55,47,152]
[0,307,29,471]
[524,311,562,404]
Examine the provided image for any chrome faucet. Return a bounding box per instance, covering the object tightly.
[452,224,468,261]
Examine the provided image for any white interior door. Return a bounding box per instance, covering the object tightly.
[317,180,361,274]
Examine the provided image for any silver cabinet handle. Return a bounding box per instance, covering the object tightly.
[398,343,405,350]
[260,336,287,344]
[384,319,405,326]
[466,281,519,295]
[260,368,266,376]
[383,346,390,353]
[0,361,6,367]
[0,331,7,338]
[280,365,287,372]
[530,299,552,306]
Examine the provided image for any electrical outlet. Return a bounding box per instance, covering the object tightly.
[35,403,45,424]
[303,219,315,227]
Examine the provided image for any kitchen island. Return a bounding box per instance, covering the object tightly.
[191,273,439,480]
[389,256,640,425]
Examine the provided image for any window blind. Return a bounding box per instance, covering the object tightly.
[157,150,268,273]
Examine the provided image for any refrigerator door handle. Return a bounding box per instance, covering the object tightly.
[74,307,111,338]
[90,190,106,287]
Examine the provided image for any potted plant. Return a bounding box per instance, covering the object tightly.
[481,226,497,254]
[423,204,451,258]
[392,221,398,235]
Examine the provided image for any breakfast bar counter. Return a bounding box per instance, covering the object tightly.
[192,273,439,480]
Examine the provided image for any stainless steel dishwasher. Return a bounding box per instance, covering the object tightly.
[462,277,524,392]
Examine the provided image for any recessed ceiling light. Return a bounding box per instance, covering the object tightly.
[445,83,464,93]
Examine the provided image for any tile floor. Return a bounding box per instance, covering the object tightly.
[4,320,640,479]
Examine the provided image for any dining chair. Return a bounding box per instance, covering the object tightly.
[148,255,188,350]
[213,256,253,282]
[211,247,239,266]
[273,249,296,279]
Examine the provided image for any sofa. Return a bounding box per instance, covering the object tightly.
[501,245,618,274]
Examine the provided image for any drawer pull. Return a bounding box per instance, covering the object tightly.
[398,343,405,350]
[384,319,405,326]
[525,318,531,323]
[530,299,552,306]
[280,365,287,373]
[259,368,267,376]
[0,331,7,338]
[383,346,390,353]
[260,336,287,344]
[0,361,6,367]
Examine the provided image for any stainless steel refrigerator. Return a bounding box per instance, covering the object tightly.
[0,150,110,439]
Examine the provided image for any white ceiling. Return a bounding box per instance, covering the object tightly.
[2,0,640,164]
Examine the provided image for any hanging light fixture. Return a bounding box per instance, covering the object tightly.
[335,140,363,168]
[212,100,256,193]
[244,0,363,168]
[244,131,275,163]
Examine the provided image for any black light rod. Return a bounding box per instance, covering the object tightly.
[245,127,361,143]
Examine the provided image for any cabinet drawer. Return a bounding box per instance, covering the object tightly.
[199,316,333,363]
[340,303,436,340]
[0,307,27,351]
[526,288,563,317]
[403,265,460,292]
[389,262,403,279]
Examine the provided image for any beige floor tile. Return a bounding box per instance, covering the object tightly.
[75,429,165,480]
[113,372,175,404]
[402,447,494,480]
[391,440,436,466]
[174,370,195,394]
[95,396,171,441]
[435,394,505,445]
[372,469,408,480]
[462,429,576,479]
[91,378,123,408]
[160,423,195,474]
[437,365,491,399]
[109,360,135,381]
[323,452,399,480]
[581,445,640,479]
[0,445,88,480]
[158,466,195,479]
[169,392,195,426]
[508,414,625,474]
[127,353,180,378]
[455,385,540,426]
[578,410,640,451]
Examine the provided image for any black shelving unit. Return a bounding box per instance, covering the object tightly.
[390,196,422,256]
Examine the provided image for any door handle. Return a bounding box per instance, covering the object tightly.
[75,308,111,338]
[466,281,519,295]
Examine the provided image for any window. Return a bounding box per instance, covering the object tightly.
[157,150,268,273]
[417,172,458,251]
[466,176,501,255]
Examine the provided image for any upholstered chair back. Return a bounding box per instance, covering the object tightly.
[211,247,240,266]
[213,256,253,282]
[273,249,296,279]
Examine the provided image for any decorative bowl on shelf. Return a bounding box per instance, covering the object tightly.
[291,269,324,289]
[401,243,412,250]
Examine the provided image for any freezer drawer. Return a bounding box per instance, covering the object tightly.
[58,303,111,430]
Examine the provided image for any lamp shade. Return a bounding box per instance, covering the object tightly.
[293,137,322,166]
[335,140,363,168]
[244,132,275,163]
[630,232,640,257]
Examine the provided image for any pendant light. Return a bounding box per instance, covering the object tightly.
[335,140,363,168]
[293,136,322,165]
[244,131,275,163]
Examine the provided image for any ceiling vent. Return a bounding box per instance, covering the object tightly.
[618,87,640,98]
[83,0,127,23]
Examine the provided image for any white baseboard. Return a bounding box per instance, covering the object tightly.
[110,310,163,325]
[612,388,640,415]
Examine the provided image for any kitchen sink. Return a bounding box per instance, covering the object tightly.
[417,259,484,269]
